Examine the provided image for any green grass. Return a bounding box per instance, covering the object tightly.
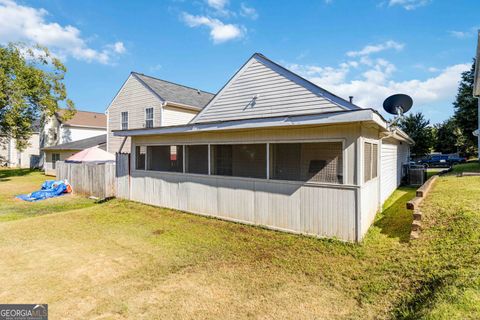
[0,169,96,222]
[451,161,480,174]
[0,168,479,319]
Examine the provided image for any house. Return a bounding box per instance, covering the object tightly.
[40,109,107,165]
[113,53,413,242]
[106,72,214,154]
[473,30,480,159]
[42,134,107,175]
[0,120,40,168]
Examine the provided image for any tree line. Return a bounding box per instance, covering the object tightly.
[398,61,479,158]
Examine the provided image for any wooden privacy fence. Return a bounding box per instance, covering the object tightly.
[56,161,116,198]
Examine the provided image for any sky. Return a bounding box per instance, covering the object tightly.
[0,0,478,124]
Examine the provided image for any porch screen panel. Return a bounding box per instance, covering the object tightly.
[270,142,343,184]
[186,145,208,174]
[211,144,266,179]
[135,146,146,170]
[147,145,183,172]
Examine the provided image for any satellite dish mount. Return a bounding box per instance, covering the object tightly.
[382,93,413,126]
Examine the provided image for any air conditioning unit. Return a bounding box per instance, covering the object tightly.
[408,165,427,186]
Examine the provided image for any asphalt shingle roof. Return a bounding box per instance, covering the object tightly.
[42,134,106,151]
[133,72,214,110]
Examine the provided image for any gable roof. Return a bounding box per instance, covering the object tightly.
[132,72,214,110]
[42,134,106,151]
[191,53,360,124]
[57,110,106,128]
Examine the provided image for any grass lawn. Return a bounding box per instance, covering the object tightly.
[0,165,479,319]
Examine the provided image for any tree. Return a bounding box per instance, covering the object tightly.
[434,117,465,154]
[398,112,435,157]
[453,60,478,157]
[0,43,75,151]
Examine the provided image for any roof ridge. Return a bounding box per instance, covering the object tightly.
[131,71,215,96]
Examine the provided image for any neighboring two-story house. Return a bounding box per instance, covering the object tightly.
[41,110,107,173]
[106,72,214,154]
[0,120,41,168]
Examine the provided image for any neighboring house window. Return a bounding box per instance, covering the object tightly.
[147,145,183,172]
[364,142,378,183]
[270,142,343,184]
[135,146,146,170]
[121,112,128,130]
[145,107,154,128]
[52,153,60,170]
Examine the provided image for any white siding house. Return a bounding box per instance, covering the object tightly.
[0,133,40,168]
[106,72,214,154]
[40,109,107,170]
[113,53,413,242]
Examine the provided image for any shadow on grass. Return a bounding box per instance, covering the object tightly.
[0,168,35,181]
[374,187,416,243]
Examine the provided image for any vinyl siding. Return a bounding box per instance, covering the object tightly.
[162,106,197,126]
[107,75,163,153]
[194,57,347,123]
[380,139,410,203]
[0,135,40,168]
[44,150,78,175]
[60,126,105,144]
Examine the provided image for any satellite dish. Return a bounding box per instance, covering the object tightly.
[383,94,413,116]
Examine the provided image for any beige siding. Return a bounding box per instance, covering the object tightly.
[107,75,163,153]
[162,106,197,126]
[194,57,346,123]
[44,150,77,175]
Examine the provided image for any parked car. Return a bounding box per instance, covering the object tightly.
[447,155,466,165]
[418,154,466,167]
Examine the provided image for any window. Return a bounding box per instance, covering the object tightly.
[147,145,183,172]
[211,144,266,179]
[364,142,378,182]
[121,112,128,130]
[186,145,208,174]
[145,108,154,128]
[270,142,343,184]
[135,146,146,170]
[52,153,60,169]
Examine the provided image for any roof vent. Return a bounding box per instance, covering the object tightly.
[349,96,353,103]
[197,89,201,94]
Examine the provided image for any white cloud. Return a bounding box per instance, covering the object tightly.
[181,12,245,43]
[207,0,228,11]
[388,0,431,10]
[111,41,126,54]
[449,27,479,39]
[347,40,404,57]
[0,0,125,64]
[291,58,469,112]
[240,3,258,20]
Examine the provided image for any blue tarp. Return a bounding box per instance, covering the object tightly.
[16,180,71,202]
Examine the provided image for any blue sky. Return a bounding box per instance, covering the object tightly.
[0,0,478,124]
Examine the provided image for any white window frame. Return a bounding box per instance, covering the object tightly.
[145,107,154,128]
[121,111,129,130]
